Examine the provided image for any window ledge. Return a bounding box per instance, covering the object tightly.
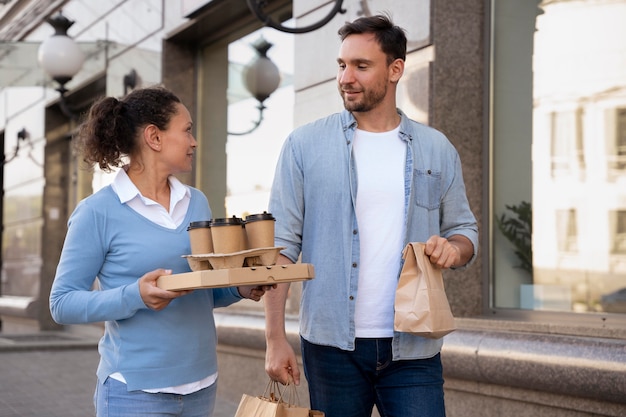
[458,313,626,340]
[214,311,626,405]
[0,296,38,318]
[445,318,626,405]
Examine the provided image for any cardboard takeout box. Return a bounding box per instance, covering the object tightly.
[157,263,315,291]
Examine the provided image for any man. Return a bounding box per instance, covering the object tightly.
[264,14,478,417]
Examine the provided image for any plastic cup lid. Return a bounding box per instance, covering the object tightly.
[187,220,211,230]
[245,211,275,222]
[210,216,244,227]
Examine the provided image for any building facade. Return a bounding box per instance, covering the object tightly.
[0,0,624,415]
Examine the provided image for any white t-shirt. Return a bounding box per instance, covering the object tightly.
[352,127,406,337]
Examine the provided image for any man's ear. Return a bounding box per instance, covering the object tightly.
[144,124,161,151]
[389,58,405,83]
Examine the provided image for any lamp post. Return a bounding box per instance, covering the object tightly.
[230,0,346,134]
[37,12,85,120]
[228,37,281,136]
[246,0,346,34]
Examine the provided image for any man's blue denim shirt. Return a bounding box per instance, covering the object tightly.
[269,109,479,360]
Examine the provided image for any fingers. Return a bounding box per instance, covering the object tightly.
[249,288,263,302]
[424,236,460,269]
[288,361,301,385]
[248,285,269,302]
[139,269,191,311]
[239,284,275,302]
[269,365,300,386]
[265,344,301,385]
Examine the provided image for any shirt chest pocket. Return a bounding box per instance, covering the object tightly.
[413,169,442,210]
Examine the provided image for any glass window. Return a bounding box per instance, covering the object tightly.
[1,95,45,297]
[550,110,584,178]
[608,108,626,173]
[225,27,294,220]
[215,25,296,315]
[555,209,578,253]
[492,0,626,315]
[611,210,626,255]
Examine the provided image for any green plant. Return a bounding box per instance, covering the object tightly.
[496,201,532,274]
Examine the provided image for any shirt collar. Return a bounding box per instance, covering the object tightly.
[111,166,190,204]
[341,109,411,142]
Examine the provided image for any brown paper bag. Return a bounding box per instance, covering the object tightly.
[234,393,280,417]
[393,242,456,339]
[234,380,324,417]
[277,403,310,417]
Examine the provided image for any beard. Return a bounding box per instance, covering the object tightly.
[339,82,388,113]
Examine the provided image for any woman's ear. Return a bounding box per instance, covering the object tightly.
[144,124,161,151]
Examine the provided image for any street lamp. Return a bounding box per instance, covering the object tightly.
[228,37,281,136]
[37,12,85,120]
[246,0,346,34]
[231,1,346,135]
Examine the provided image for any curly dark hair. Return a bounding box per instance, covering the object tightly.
[338,14,407,65]
[74,86,181,172]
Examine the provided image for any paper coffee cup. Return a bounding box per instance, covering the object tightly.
[244,212,276,249]
[210,216,245,254]
[187,221,213,254]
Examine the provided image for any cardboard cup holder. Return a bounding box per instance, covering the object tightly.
[183,247,285,271]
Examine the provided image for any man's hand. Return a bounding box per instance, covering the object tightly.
[424,235,473,269]
[265,336,301,385]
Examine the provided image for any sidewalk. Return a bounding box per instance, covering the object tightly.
[0,331,240,417]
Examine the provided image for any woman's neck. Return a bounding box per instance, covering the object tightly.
[126,165,171,210]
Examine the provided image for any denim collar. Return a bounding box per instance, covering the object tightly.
[340,109,413,144]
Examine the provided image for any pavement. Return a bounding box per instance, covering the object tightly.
[0,330,241,417]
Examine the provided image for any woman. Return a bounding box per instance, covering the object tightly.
[50,86,271,416]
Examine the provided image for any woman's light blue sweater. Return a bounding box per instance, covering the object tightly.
[50,185,241,391]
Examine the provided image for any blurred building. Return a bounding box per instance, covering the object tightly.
[0,0,624,416]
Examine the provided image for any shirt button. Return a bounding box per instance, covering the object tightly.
[353,229,357,235]
[349,296,354,300]
[352,262,357,268]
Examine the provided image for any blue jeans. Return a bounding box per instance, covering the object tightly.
[94,377,217,417]
[301,337,446,417]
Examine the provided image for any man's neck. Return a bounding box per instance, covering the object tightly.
[353,107,401,132]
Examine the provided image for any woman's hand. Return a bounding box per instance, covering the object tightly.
[237,284,276,302]
[138,269,193,310]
